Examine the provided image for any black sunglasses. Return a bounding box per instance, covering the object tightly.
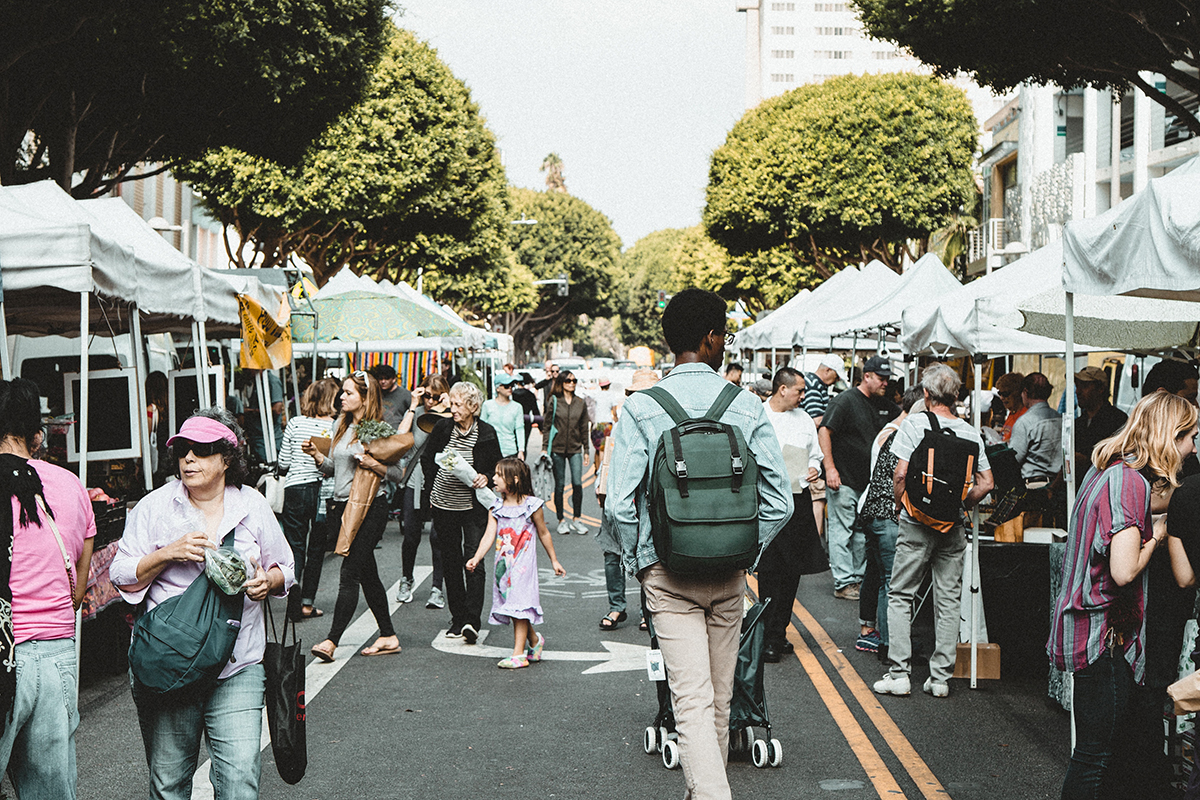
[563,378,577,384]
[173,439,220,460]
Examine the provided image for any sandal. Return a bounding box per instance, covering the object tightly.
[639,618,649,633]
[599,611,627,630]
[360,639,401,657]
[300,606,324,619]
[310,641,336,663]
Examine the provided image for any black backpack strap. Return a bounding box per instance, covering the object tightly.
[669,427,689,498]
[724,425,744,493]
[704,383,743,422]
[643,386,691,425]
[220,530,236,550]
[924,410,942,434]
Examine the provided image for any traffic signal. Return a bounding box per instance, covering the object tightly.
[656,290,666,309]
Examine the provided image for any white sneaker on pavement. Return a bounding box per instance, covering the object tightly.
[873,673,911,696]
[572,519,588,534]
[396,577,414,604]
[923,677,950,698]
[426,587,445,609]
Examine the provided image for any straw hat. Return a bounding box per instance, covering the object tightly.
[627,369,659,393]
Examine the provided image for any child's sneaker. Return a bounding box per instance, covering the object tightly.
[497,654,529,669]
[526,632,545,662]
[856,629,882,653]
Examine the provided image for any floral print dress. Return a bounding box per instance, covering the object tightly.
[487,495,546,626]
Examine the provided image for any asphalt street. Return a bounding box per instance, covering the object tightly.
[74,467,1071,800]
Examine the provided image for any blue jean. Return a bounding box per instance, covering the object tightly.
[861,517,898,644]
[0,638,78,800]
[1061,649,1134,800]
[132,663,266,800]
[825,484,865,589]
[604,551,626,614]
[552,452,583,520]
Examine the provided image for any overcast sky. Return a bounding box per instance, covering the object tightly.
[395,1,747,250]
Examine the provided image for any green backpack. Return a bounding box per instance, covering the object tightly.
[643,383,761,575]
[128,531,245,699]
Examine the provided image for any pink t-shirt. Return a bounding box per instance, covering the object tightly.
[10,460,96,644]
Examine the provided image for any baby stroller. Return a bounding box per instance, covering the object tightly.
[641,598,783,770]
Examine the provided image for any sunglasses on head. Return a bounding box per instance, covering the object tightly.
[353,370,369,381]
[173,439,220,460]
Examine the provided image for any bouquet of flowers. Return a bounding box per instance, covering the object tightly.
[434,449,498,508]
[335,419,398,556]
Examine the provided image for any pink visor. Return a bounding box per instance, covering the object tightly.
[166,417,239,448]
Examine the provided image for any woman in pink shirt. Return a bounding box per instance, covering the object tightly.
[0,378,95,799]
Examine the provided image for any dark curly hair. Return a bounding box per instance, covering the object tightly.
[0,378,43,452]
[172,407,250,488]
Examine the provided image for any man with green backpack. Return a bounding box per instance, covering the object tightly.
[606,289,792,800]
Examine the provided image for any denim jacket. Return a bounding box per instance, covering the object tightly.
[604,362,794,575]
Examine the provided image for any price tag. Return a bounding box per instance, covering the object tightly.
[646,648,666,682]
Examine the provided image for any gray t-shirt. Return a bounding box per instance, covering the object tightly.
[891,411,991,525]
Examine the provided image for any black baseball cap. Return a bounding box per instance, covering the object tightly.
[863,355,892,379]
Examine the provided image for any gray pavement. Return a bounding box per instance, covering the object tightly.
[74,474,1071,799]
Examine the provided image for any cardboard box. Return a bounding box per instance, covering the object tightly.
[953,642,1001,680]
[993,513,1024,543]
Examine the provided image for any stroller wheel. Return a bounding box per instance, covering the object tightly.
[662,739,681,770]
[643,726,659,754]
[751,738,769,768]
[768,738,783,767]
[732,728,751,754]
[660,727,672,747]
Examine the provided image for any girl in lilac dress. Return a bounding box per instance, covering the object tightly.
[466,457,565,669]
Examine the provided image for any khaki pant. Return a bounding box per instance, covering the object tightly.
[641,564,745,800]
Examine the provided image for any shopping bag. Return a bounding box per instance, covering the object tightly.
[1169,667,1200,715]
[263,602,306,784]
[335,467,381,556]
[257,472,285,514]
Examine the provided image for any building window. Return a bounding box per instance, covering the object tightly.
[771,74,795,83]
[770,26,795,35]
[815,26,853,35]
[770,2,796,10]
[814,3,847,10]
[872,50,900,60]
[771,50,795,58]
[814,50,852,59]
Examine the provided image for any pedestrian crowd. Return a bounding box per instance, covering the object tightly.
[7,288,1200,800]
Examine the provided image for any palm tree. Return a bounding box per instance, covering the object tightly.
[540,153,567,193]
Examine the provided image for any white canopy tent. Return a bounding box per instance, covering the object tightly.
[815,252,962,342]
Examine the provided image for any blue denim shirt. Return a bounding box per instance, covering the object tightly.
[605,362,794,575]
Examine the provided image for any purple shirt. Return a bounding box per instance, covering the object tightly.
[1047,460,1152,681]
[111,481,295,679]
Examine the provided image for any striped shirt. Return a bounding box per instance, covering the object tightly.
[802,372,830,420]
[277,415,333,488]
[1047,459,1152,681]
[431,422,479,511]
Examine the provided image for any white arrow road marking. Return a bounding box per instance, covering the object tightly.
[192,567,432,798]
[431,629,649,674]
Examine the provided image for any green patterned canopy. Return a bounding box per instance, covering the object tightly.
[291,290,462,343]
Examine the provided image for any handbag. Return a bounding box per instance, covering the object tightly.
[127,531,245,699]
[258,471,285,514]
[263,601,307,784]
[1169,667,1200,715]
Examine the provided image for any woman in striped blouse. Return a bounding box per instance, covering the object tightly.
[277,378,337,620]
[1049,391,1197,800]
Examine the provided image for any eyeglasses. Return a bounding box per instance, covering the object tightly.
[563,378,577,384]
[713,331,735,346]
[997,390,1013,398]
[172,439,220,460]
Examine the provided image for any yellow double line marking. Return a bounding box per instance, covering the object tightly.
[746,575,949,800]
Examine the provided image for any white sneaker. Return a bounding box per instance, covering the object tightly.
[396,577,414,604]
[556,519,571,535]
[461,624,478,645]
[572,519,588,535]
[873,673,911,696]
[923,677,950,698]
[426,587,445,609]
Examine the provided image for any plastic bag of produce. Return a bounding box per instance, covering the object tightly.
[205,547,251,595]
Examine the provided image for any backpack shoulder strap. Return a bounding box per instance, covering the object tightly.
[924,410,941,434]
[220,530,236,550]
[704,383,744,422]
[643,386,691,426]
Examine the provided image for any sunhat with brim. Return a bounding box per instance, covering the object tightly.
[494,373,518,386]
[166,417,238,448]
[628,369,659,392]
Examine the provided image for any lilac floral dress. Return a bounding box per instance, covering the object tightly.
[488,495,545,625]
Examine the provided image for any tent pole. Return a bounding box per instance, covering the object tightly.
[311,315,319,385]
[290,360,301,417]
[0,300,11,381]
[130,306,153,493]
[197,320,210,407]
[258,370,275,463]
[79,291,89,488]
[971,355,983,690]
[1064,291,1077,521]
[191,322,205,410]
[851,334,858,378]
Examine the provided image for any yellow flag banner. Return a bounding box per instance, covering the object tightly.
[238,294,293,369]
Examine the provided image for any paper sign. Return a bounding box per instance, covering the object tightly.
[239,294,292,369]
[782,444,810,493]
[646,649,666,682]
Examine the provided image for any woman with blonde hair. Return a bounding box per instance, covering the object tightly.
[421,381,502,644]
[305,371,400,661]
[1049,391,1198,799]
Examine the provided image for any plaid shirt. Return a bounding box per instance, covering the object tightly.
[1047,460,1152,681]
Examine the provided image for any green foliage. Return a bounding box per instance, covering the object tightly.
[1,0,389,195]
[504,187,622,355]
[180,25,524,317]
[727,245,821,315]
[856,0,1200,136]
[617,229,684,350]
[704,73,978,275]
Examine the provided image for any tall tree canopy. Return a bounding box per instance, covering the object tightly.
[856,0,1200,137]
[704,73,978,276]
[180,26,526,317]
[540,152,567,193]
[502,187,622,357]
[1,0,388,196]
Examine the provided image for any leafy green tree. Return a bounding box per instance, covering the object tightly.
[540,152,567,193]
[726,245,820,315]
[1,0,388,195]
[856,0,1200,137]
[617,228,683,351]
[501,187,622,357]
[704,73,977,276]
[180,26,527,317]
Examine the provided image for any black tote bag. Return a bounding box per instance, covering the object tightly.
[263,602,307,784]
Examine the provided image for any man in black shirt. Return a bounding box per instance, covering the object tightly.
[1073,366,1127,488]
[818,355,899,600]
